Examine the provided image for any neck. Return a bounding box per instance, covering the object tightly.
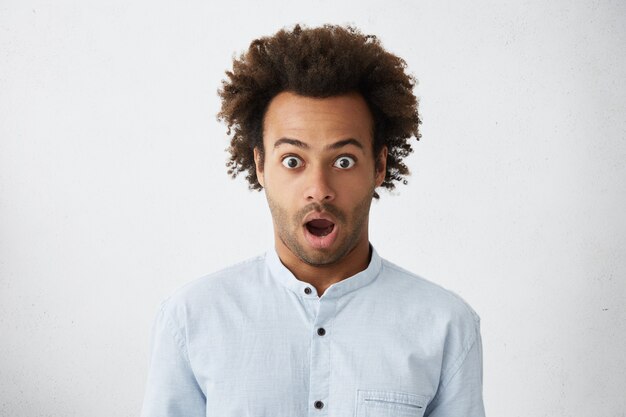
[274,234,372,297]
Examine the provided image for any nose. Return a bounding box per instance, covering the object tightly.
[304,164,336,203]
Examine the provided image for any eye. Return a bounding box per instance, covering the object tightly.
[281,156,303,169]
[334,156,356,169]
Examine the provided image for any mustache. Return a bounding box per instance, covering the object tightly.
[298,202,346,224]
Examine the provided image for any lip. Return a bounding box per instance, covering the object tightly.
[302,211,339,250]
[302,211,337,225]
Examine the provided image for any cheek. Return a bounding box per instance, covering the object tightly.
[343,169,376,191]
[265,167,307,197]
[264,163,290,185]
[265,178,298,216]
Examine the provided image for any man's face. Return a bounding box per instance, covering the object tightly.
[254,91,387,267]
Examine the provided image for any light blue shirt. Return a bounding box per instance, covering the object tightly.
[140,244,485,417]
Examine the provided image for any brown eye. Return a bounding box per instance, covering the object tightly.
[281,156,303,169]
[334,156,356,169]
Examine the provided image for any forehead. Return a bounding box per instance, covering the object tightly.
[262,91,374,150]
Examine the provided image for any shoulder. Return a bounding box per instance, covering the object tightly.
[379,257,481,326]
[158,252,267,317]
[378,257,483,386]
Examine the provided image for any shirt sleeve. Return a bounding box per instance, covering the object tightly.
[425,318,486,417]
[140,303,206,417]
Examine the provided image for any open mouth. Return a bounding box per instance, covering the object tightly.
[305,219,335,237]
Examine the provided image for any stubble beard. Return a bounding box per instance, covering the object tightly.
[265,186,375,267]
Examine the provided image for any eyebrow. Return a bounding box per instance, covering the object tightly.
[273,137,364,151]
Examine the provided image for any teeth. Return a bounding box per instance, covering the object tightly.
[318,225,333,236]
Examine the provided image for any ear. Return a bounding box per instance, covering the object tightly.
[253,146,265,188]
[374,146,388,187]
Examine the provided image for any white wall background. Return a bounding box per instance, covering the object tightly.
[1,0,625,416]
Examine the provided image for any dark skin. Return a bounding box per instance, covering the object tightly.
[254,91,387,296]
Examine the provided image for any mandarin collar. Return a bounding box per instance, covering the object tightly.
[264,243,382,299]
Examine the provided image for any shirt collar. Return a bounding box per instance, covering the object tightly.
[264,243,383,299]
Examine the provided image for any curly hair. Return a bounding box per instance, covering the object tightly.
[217,23,420,199]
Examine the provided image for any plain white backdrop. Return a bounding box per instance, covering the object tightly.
[1,0,625,416]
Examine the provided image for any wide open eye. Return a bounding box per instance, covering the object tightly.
[281,156,303,169]
[333,156,356,169]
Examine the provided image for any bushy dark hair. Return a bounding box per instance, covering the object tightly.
[217,23,420,199]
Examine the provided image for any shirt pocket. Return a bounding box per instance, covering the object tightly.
[355,389,429,417]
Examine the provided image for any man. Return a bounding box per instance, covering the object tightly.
[140,24,485,417]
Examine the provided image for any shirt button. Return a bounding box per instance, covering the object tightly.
[314,400,324,409]
[304,287,312,294]
[317,327,326,336]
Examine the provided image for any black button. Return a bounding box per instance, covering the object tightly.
[314,400,324,409]
[304,287,312,294]
[317,327,326,336]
